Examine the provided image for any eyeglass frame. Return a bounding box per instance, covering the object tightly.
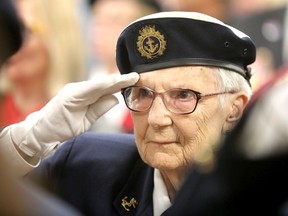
[121,85,236,115]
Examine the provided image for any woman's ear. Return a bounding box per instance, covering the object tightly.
[222,92,249,133]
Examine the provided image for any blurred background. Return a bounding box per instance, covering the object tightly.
[1,0,287,132]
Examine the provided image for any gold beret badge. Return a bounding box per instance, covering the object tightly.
[137,25,166,59]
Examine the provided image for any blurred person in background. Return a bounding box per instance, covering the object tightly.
[0,0,87,127]
[88,0,160,133]
[0,0,83,215]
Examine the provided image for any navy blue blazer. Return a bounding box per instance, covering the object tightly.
[28,132,155,216]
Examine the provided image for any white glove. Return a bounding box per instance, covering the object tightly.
[3,72,139,158]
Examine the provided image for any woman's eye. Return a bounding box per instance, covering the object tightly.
[139,88,151,98]
[172,90,194,100]
[179,90,192,99]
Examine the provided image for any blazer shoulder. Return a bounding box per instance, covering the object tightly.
[28,132,138,187]
[47,132,139,167]
[69,131,138,158]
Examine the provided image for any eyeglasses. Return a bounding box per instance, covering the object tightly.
[121,86,236,115]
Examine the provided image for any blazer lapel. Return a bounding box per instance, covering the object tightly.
[113,158,154,216]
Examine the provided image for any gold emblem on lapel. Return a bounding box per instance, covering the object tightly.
[121,196,138,211]
[137,25,166,59]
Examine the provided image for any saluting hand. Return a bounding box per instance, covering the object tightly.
[0,72,139,175]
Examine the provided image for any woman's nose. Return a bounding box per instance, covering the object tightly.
[147,96,172,128]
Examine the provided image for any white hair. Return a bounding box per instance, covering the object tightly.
[213,67,253,107]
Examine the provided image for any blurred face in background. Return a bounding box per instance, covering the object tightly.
[91,0,152,72]
[4,0,49,92]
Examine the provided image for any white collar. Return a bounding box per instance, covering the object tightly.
[153,169,172,216]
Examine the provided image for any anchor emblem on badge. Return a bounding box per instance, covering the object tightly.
[137,25,166,60]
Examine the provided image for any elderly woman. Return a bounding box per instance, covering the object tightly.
[27,12,255,216]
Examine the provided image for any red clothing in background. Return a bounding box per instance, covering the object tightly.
[0,93,45,127]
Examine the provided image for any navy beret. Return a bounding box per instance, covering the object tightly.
[116,12,256,81]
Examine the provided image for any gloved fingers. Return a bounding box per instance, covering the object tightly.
[106,72,140,94]
[56,72,139,107]
[84,94,119,127]
[76,72,139,98]
[37,73,138,116]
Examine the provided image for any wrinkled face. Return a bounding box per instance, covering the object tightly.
[132,66,230,172]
